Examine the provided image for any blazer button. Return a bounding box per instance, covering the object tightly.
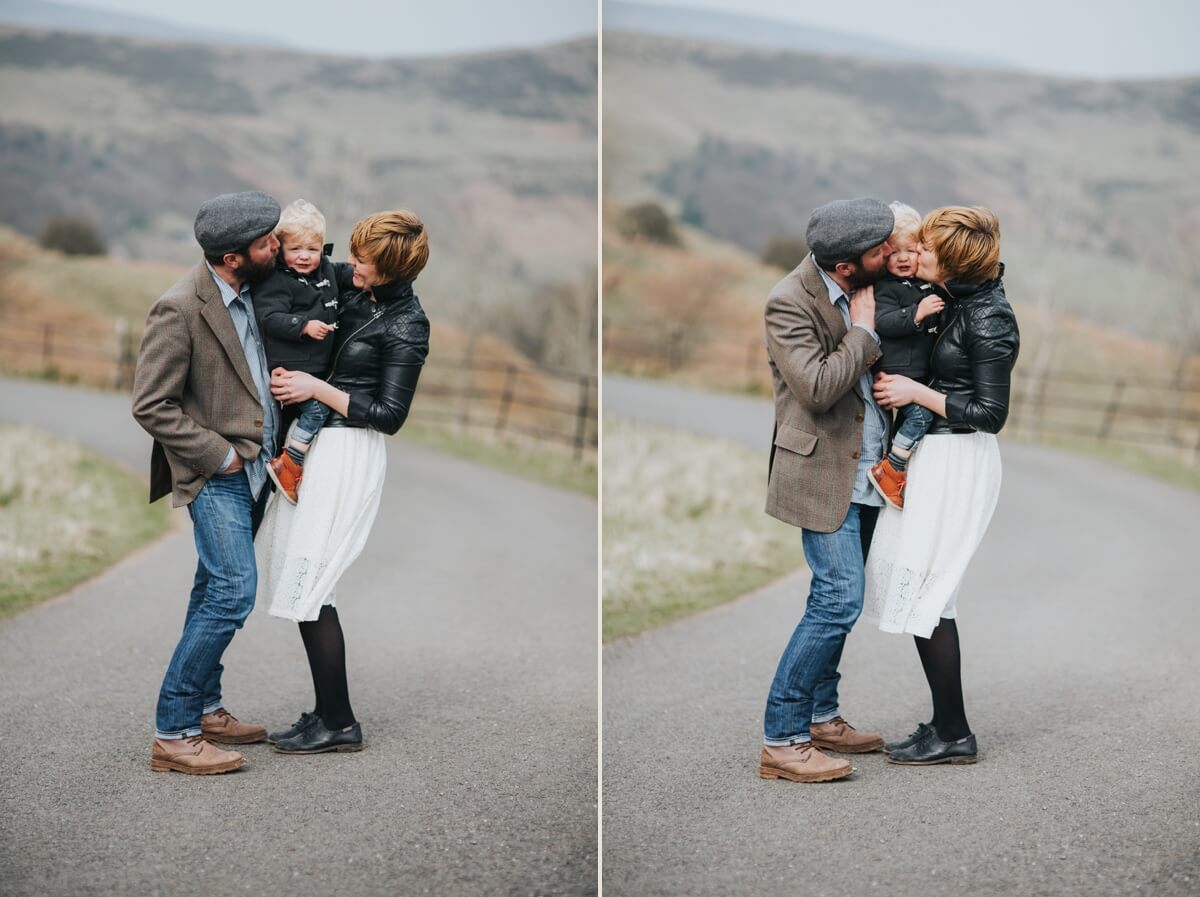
[855,414,864,422]
[254,418,263,427]
[851,450,861,459]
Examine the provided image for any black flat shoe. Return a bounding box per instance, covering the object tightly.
[886,728,977,765]
[267,711,319,745]
[273,719,364,754]
[883,722,931,755]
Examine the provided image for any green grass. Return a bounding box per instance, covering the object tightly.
[603,416,801,641]
[398,420,596,497]
[1010,433,1200,493]
[0,426,171,618]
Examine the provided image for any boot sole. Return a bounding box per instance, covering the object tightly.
[811,738,884,754]
[866,469,903,511]
[273,742,364,755]
[886,754,977,766]
[202,732,268,745]
[759,764,853,783]
[150,756,245,774]
[265,463,298,505]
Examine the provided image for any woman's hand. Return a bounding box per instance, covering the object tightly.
[873,372,921,409]
[271,367,319,405]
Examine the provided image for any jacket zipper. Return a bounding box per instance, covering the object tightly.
[326,304,384,380]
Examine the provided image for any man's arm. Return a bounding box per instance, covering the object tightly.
[131,298,236,476]
[765,291,880,414]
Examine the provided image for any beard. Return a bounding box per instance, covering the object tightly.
[240,254,277,285]
[844,260,888,288]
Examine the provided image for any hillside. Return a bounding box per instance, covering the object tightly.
[603,31,1200,350]
[0,26,596,308]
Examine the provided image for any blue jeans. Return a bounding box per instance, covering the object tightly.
[155,471,267,738]
[291,398,330,446]
[763,503,879,745]
[893,404,934,453]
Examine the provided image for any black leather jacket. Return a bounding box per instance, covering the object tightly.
[926,266,1019,435]
[322,278,430,435]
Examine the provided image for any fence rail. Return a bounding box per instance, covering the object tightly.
[605,324,1200,465]
[0,314,597,459]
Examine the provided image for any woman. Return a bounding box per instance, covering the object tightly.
[256,210,431,754]
[862,206,1019,766]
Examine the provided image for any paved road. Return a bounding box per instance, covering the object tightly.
[603,374,1200,897]
[0,378,597,897]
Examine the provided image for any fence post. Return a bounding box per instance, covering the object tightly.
[1033,372,1051,440]
[42,323,54,371]
[115,318,136,389]
[573,375,591,460]
[458,350,474,429]
[745,338,759,384]
[1097,379,1125,442]
[667,329,683,371]
[494,363,518,438]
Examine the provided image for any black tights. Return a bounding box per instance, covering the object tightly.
[297,605,357,730]
[914,618,971,741]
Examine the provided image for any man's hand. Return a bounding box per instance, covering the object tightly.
[849,284,875,330]
[914,294,945,324]
[302,320,334,340]
[222,452,244,474]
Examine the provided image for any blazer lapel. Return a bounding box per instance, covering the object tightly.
[798,256,865,401]
[195,266,261,399]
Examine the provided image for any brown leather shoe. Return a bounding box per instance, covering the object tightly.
[150,736,244,775]
[201,708,268,745]
[868,458,906,510]
[809,716,885,753]
[759,742,853,783]
[266,452,303,505]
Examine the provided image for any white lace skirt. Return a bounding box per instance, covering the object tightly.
[862,431,1002,638]
[256,427,387,622]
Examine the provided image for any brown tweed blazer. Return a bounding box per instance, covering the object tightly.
[132,262,269,507]
[764,255,882,532]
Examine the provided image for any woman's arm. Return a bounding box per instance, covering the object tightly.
[941,306,1018,433]
[342,321,430,434]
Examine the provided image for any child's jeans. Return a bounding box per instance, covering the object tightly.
[291,398,330,446]
[893,404,934,453]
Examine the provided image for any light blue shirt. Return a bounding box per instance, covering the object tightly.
[207,264,277,500]
[818,267,888,507]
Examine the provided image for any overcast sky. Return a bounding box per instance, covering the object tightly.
[637,0,1199,79]
[62,0,598,56]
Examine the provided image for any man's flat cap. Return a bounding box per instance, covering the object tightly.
[194,191,281,256]
[805,198,894,264]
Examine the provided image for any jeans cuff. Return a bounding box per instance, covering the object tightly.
[291,427,315,445]
[763,735,812,746]
[892,433,917,452]
[202,702,224,716]
[155,726,202,740]
[811,709,840,725]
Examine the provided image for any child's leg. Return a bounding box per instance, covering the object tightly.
[887,405,935,471]
[285,398,331,467]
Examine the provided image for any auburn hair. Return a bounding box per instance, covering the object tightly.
[349,210,429,283]
[917,206,1001,283]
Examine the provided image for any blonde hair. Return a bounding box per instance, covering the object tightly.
[276,198,326,243]
[917,206,1001,283]
[889,201,922,244]
[349,210,429,283]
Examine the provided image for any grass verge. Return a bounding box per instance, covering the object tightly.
[1010,433,1200,493]
[398,420,596,498]
[0,425,170,618]
[603,416,801,641]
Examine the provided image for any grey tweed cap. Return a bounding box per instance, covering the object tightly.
[194,191,281,255]
[805,198,894,264]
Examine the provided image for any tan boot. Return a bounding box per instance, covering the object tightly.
[867,457,906,510]
[266,452,303,505]
[150,736,244,775]
[201,708,268,745]
[810,716,885,754]
[759,742,853,783]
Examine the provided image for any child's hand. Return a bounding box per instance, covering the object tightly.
[302,320,334,340]
[914,294,945,324]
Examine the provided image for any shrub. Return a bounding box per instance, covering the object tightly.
[617,202,680,247]
[39,217,106,256]
[760,234,808,271]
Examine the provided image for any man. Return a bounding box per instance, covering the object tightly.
[758,198,895,783]
[132,191,282,775]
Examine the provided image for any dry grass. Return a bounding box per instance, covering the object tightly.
[603,415,799,640]
[0,425,170,617]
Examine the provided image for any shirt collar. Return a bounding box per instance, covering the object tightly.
[817,266,848,305]
[205,262,251,308]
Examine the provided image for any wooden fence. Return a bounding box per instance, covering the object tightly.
[605,324,1200,465]
[0,314,597,459]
